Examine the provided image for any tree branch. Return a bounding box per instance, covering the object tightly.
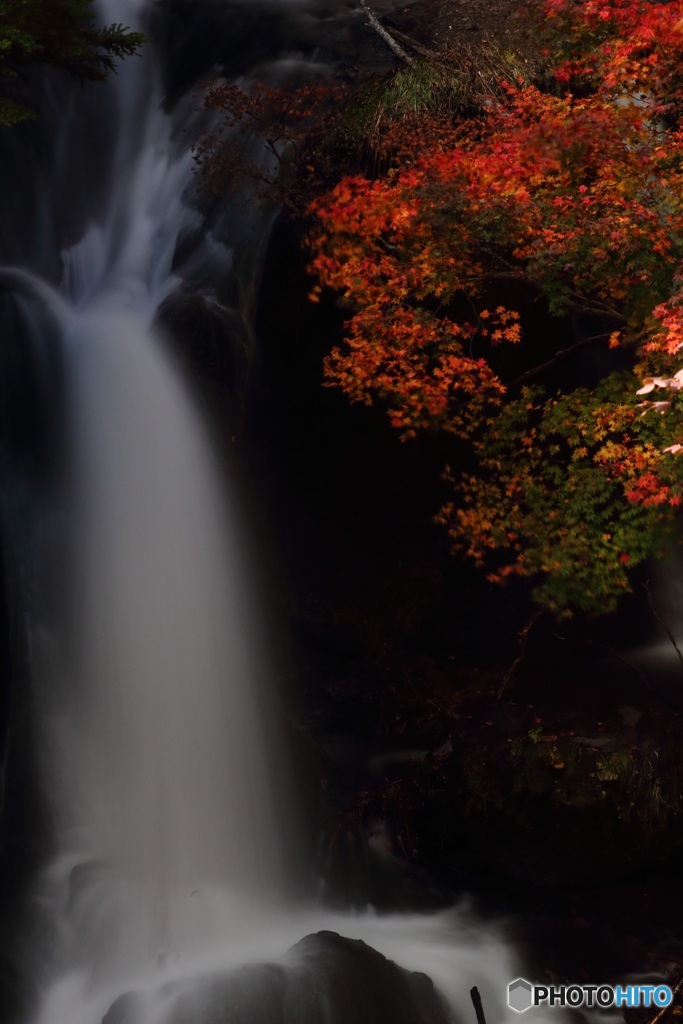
[497,608,544,700]
[359,0,414,65]
[478,247,526,276]
[566,290,627,323]
[509,332,611,389]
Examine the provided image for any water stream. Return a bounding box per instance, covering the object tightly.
[1,3,565,1022]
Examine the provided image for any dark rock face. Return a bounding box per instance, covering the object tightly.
[156,289,251,436]
[103,992,146,1024]
[282,931,449,1024]
[103,931,451,1024]
[152,0,401,102]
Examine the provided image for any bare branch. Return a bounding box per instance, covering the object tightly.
[388,27,440,61]
[359,0,414,65]
[497,608,544,700]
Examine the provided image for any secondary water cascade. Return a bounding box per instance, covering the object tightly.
[1,2,564,1022]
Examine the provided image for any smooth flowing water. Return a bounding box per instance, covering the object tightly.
[1,3,566,1023]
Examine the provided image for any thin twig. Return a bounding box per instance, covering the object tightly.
[644,580,683,669]
[359,0,413,64]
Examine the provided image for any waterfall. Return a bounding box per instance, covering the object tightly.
[5,0,290,1007]
[1,4,566,1024]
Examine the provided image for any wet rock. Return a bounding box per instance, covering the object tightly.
[283,931,449,1024]
[165,962,288,1024]
[104,932,451,1024]
[103,991,146,1024]
[156,290,250,432]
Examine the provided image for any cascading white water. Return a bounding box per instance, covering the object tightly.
[12,1,291,1011]
[4,4,570,1023]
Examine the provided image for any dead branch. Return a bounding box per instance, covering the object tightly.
[387,27,440,61]
[359,0,414,65]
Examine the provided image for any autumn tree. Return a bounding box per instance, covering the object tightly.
[0,0,144,126]
[308,0,683,621]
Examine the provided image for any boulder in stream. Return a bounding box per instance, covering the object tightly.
[103,930,451,1024]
